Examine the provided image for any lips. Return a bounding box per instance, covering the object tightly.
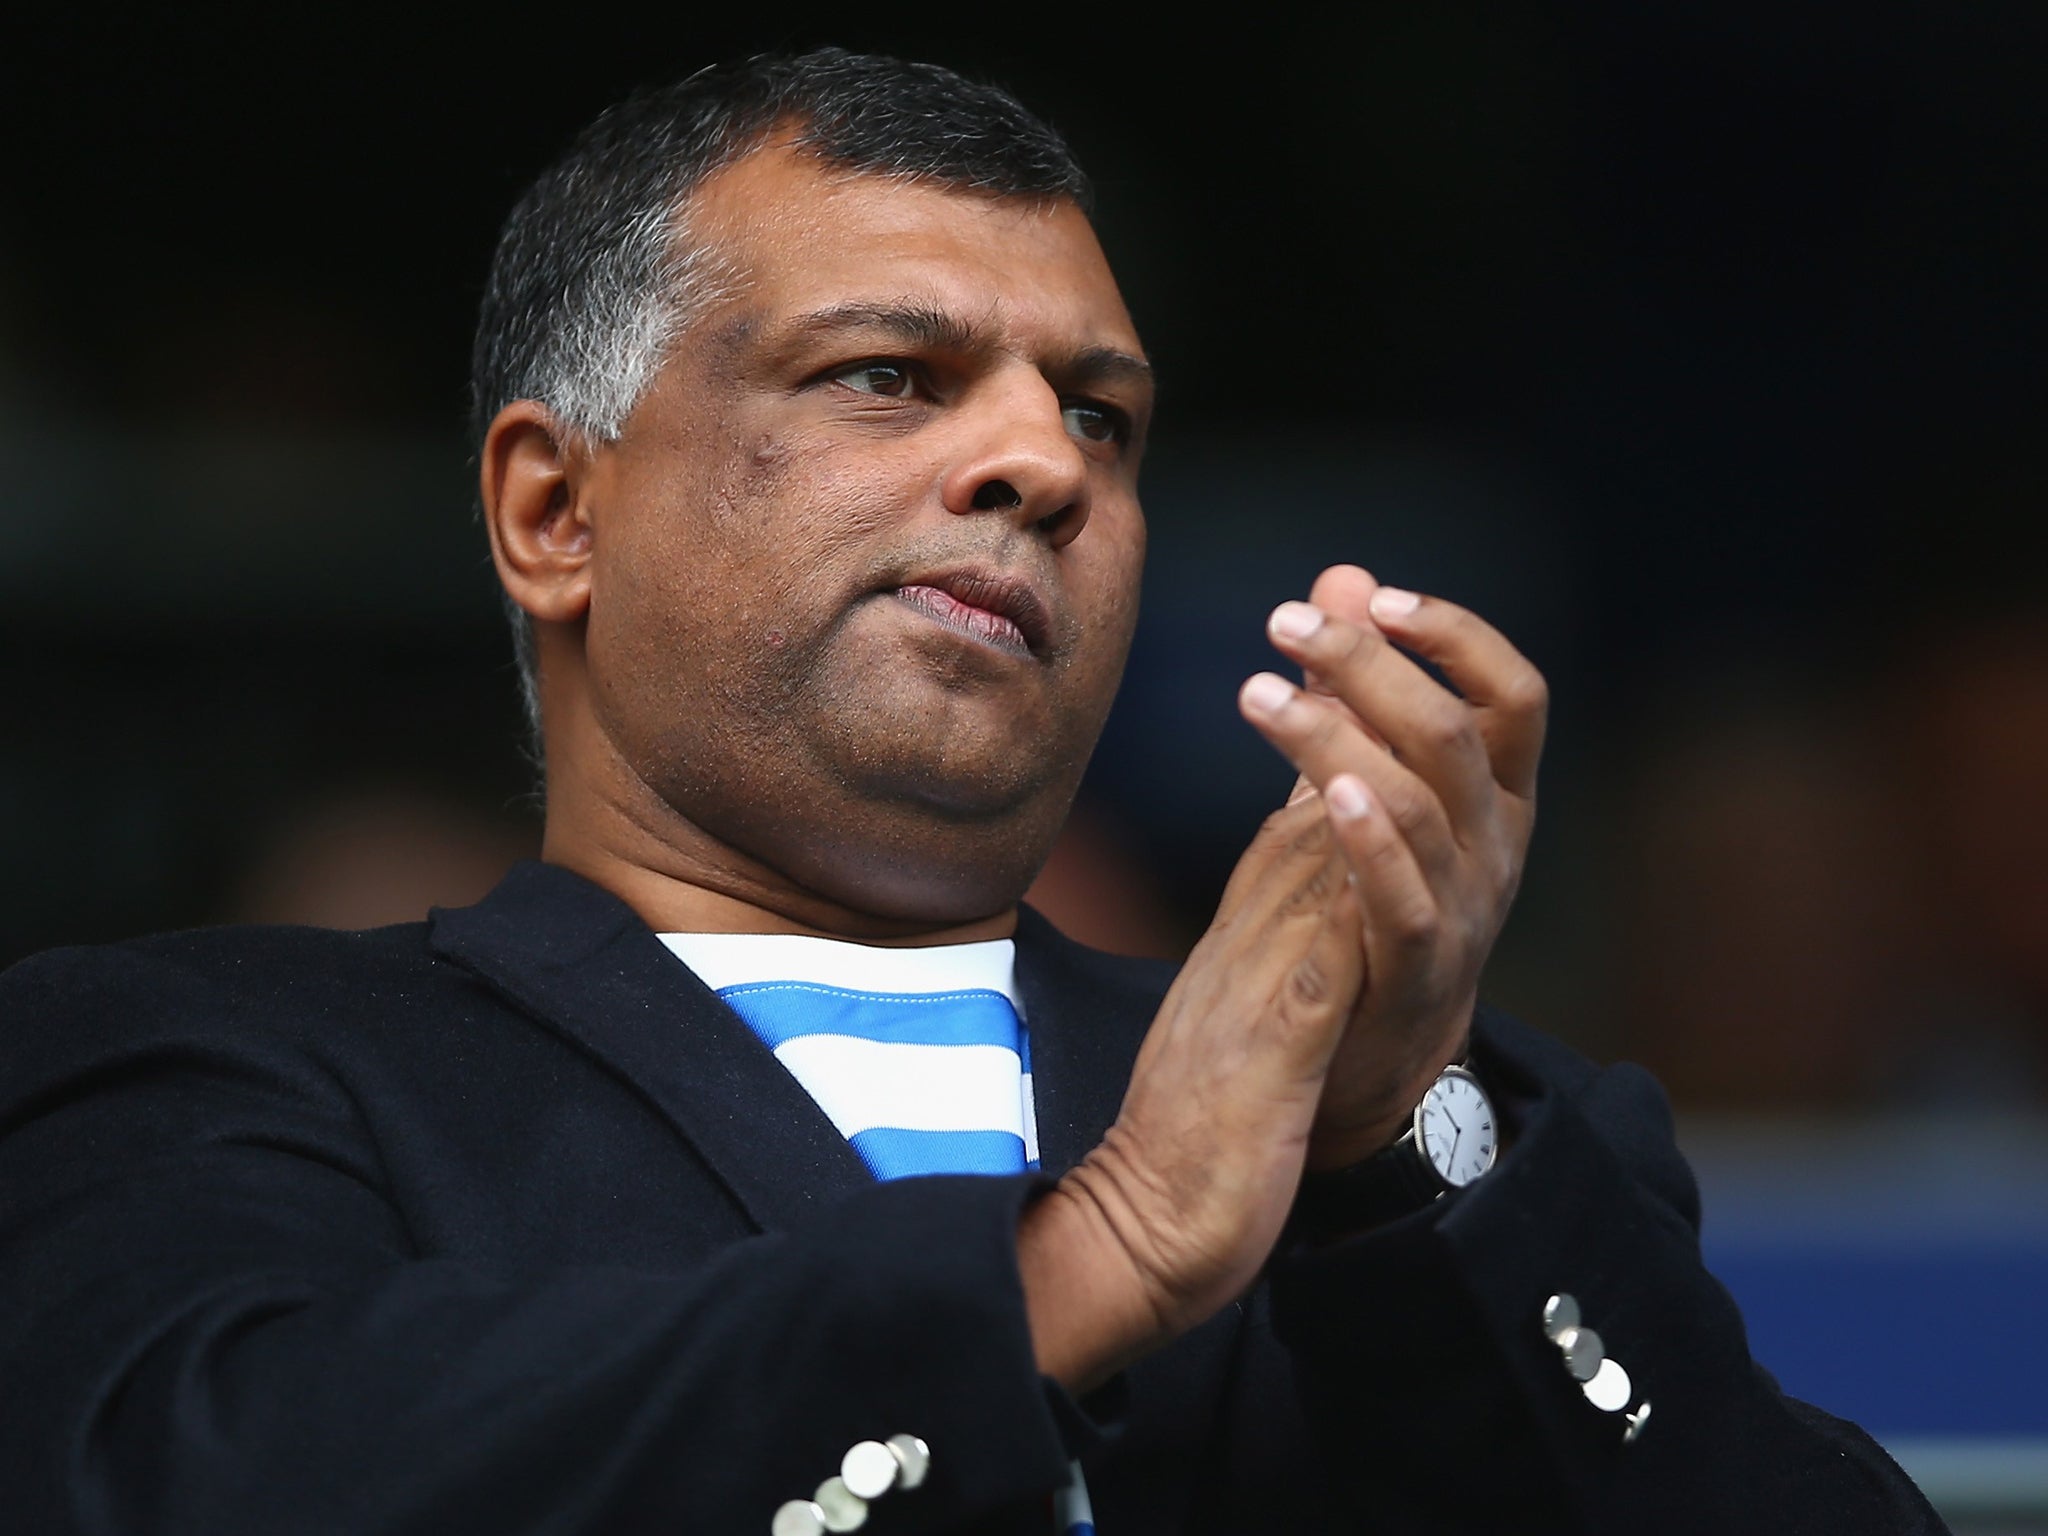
[891,568,1052,657]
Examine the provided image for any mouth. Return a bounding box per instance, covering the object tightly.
[889,568,1052,658]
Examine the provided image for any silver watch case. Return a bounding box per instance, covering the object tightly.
[1400,1062,1498,1192]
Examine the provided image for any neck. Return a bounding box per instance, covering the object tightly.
[538,711,1019,948]
[543,830,1018,945]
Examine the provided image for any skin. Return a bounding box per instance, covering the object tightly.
[480,139,1548,1394]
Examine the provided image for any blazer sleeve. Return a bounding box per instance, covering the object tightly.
[0,945,1086,1536]
[1260,1008,1950,1535]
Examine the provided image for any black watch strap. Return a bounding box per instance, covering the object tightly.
[1288,1128,1447,1243]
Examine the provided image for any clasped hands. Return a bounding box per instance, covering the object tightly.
[1020,565,1546,1390]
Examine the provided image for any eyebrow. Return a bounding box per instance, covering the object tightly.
[1062,344,1157,393]
[779,300,1156,393]
[786,299,979,353]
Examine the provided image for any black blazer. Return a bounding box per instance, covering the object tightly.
[0,861,1942,1534]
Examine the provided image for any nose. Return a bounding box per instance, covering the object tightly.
[939,370,1091,548]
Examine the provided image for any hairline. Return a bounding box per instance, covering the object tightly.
[563,137,1095,446]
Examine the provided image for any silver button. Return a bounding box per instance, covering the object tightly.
[886,1433,931,1490]
[813,1477,868,1532]
[1554,1324,1604,1382]
[1624,1401,1653,1443]
[1581,1356,1632,1412]
[840,1440,900,1501]
[1541,1293,1580,1340]
[771,1500,826,1536]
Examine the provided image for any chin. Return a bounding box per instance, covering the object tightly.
[846,864,1037,928]
[777,785,1072,928]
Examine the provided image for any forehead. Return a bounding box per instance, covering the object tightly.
[680,142,1143,358]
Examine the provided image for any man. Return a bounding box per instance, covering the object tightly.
[0,50,1941,1535]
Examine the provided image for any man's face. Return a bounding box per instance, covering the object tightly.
[570,143,1153,924]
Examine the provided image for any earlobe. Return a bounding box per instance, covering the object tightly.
[481,400,595,625]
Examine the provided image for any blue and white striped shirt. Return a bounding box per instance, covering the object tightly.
[658,931,1094,1536]
[658,931,1038,1177]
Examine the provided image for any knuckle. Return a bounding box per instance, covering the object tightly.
[1280,855,1339,915]
[1328,618,1379,667]
[1287,809,1334,860]
[1378,779,1432,830]
[1255,804,1307,847]
[1286,811,1335,860]
[1419,701,1476,755]
[1249,801,1332,876]
[1478,845,1514,896]
[1285,954,1335,1010]
[1499,664,1550,716]
[1386,898,1439,947]
[1354,822,1408,869]
[1300,700,1349,752]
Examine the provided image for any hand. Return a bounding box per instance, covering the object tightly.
[1240,566,1546,1168]
[1019,793,1368,1389]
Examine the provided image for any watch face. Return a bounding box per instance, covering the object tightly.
[1417,1067,1497,1187]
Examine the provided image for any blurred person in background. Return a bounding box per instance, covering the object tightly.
[1623,436,2048,1116]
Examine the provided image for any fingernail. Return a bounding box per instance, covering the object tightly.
[1240,672,1295,717]
[1327,775,1371,819]
[1370,587,1421,620]
[1268,601,1324,642]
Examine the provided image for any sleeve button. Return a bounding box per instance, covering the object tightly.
[813,1477,869,1532]
[1582,1356,1632,1412]
[1554,1324,1605,1381]
[1541,1292,1580,1340]
[840,1440,901,1500]
[771,1500,826,1536]
[886,1433,931,1490]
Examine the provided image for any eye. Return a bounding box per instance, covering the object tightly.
[1062,399,1129,445]
[832,361,918,398]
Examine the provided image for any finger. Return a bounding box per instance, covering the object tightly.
[1239,671,1461,884]
[1324,772,1440,985]
[1366,586,1548,801]
[1285,566,1381,803]
[1263,603,1499,840]
[1300,565,1378,700]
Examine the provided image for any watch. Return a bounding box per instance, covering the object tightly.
[1290,1063,1500,1239]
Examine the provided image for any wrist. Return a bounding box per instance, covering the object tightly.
[1304,1112,1409,1172]
[1304,1058,1445,1172]
[1016,1174,1170,1394]
[1292,1060,1501,1241]
[1307,1006,1479,1171]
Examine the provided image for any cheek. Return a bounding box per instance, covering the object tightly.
[710,434,927,603]
[602,428,931,691]
[715,421,911,536]
[1068,510,1147,653]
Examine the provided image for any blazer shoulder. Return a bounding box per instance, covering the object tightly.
[0,920,446,1059]
[4,917,434,989]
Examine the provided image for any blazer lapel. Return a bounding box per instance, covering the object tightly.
[1012,905,1170,1179]
[428,867,1174,1226]
[428,861,873,1234]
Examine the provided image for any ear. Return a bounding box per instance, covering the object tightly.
[480,400,594,626]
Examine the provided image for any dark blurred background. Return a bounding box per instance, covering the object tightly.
[6,3,2046,1519]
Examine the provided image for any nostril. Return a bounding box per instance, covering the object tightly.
[1037,502,1086,544]
[971,479,1023,511]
